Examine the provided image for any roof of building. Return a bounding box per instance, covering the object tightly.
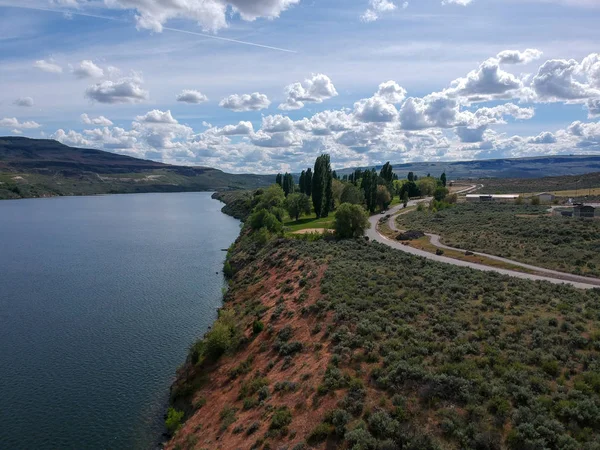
[466,194,520,199]
[537,192,555,196]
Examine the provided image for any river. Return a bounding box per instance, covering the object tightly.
[0,192,240,449]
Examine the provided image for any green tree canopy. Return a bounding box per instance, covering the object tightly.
[440,172,447,187]
[376,185,392,211]
[284,193,311,221]
[340,183,365,205]
[312,154,333,218]
[334,203,371,239]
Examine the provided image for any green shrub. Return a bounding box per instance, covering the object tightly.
[165,407,184,434]
[270,407,293,430]
[252,320,265,334]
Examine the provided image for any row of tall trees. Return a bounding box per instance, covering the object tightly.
[275,173,296,197]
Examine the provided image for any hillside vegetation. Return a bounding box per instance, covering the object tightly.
[395,203,600,278]
[166,188,600,450]
[476,172,600,195]
[0,137,271,199]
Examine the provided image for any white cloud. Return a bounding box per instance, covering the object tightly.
[135,109,178,124]
[528,131,557,144]
[85,77,149,104]
[279,74,338,110]
[101,0,300,33]
[176,89,209,104]
[261,115,294,133]
[361,0,397,22]
[251,130,302,148]
[354,96,398,123]
[219,92,271,112]
[375,80,407,104]
[52,129,93,147]
[448,58,524,102]
[81,113,113,126]
[580,53,600,88]
[72,60,104,79]
[456,126,487,143]
[210,121,254,136]
[34,59,63,73]
[496,49,543,65]
[442,0,473,5]
[532,58,597,101]
[14,97,34,107]
[0,118,41,129]
[587,98,600,118]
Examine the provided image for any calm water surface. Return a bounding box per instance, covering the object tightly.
[0,192,240,449]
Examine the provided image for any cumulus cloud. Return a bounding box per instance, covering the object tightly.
[85,77,149,104]
[14,97,34,107]
[72,60,104,79]
[251,130,302,148]
[528,131,557,144]
[34,59,63,73]
[354,96,398,123]
[361,0,397,23]
[279,74,338,110]
[219,92,271,112]
[135,109,178,124]
[211,121,254,136]
[176,89,209,104]
[587,98,600,118]
[449,58,524,102]
[375,80,407,104]
[101,0,300,33]
[81,113,113,126]
[497,49,543,65]
[261,115,295,133]
[532,58,598,101]
[0,118,41,129]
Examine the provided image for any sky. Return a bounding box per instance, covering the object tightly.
[0,0,599,173]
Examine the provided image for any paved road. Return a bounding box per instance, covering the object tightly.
[367,201,600,290]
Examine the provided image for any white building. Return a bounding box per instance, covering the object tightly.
[536,192,556,203]
[466,194,520,203]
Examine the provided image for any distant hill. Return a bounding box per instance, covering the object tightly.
[334,155,600,180]
[0,137,272,200]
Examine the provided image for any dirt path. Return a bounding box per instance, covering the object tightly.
[367,201,600,290]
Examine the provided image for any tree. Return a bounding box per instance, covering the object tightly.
[379,162,394,185]
[341,184,365,205]
[402,191,409,208]
[408,171,415,182]
[299,170,306,194]
[361,169,378,213]
[284,193,311,221]
[255,184,285,211]
[399,181,420,199]
[312,154,333,218]
[249,209,283,233]
[275,173,283,187]
[376,185,392,211]
[433,186,449,201]
[305,168,313,197]
[332,179,345,208]
[282,173,295,197]
[334,203,370,239]
[417,177,437,196]
[332,170,338,180]
[440,172,447,187]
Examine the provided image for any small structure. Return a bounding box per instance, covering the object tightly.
[466,194,520,203]
[574,204,596,218]
[536,192,556,203]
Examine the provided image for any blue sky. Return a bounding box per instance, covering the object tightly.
[0,0,599,173]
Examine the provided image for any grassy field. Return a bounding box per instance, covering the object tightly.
[395,203,600,278]
[284,213,336,233]
[169,229,600,450]
[475,172,600,195]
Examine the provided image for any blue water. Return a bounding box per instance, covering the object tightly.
[0,193,240,449]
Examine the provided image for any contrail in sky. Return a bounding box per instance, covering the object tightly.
[1,3,297,53]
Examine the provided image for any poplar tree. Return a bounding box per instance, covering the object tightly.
[305,168,313,197]
[299,170,306,194]
[312,154,333,218]
[276,173,283,187]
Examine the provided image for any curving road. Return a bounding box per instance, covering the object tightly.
[366,200,600,290]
